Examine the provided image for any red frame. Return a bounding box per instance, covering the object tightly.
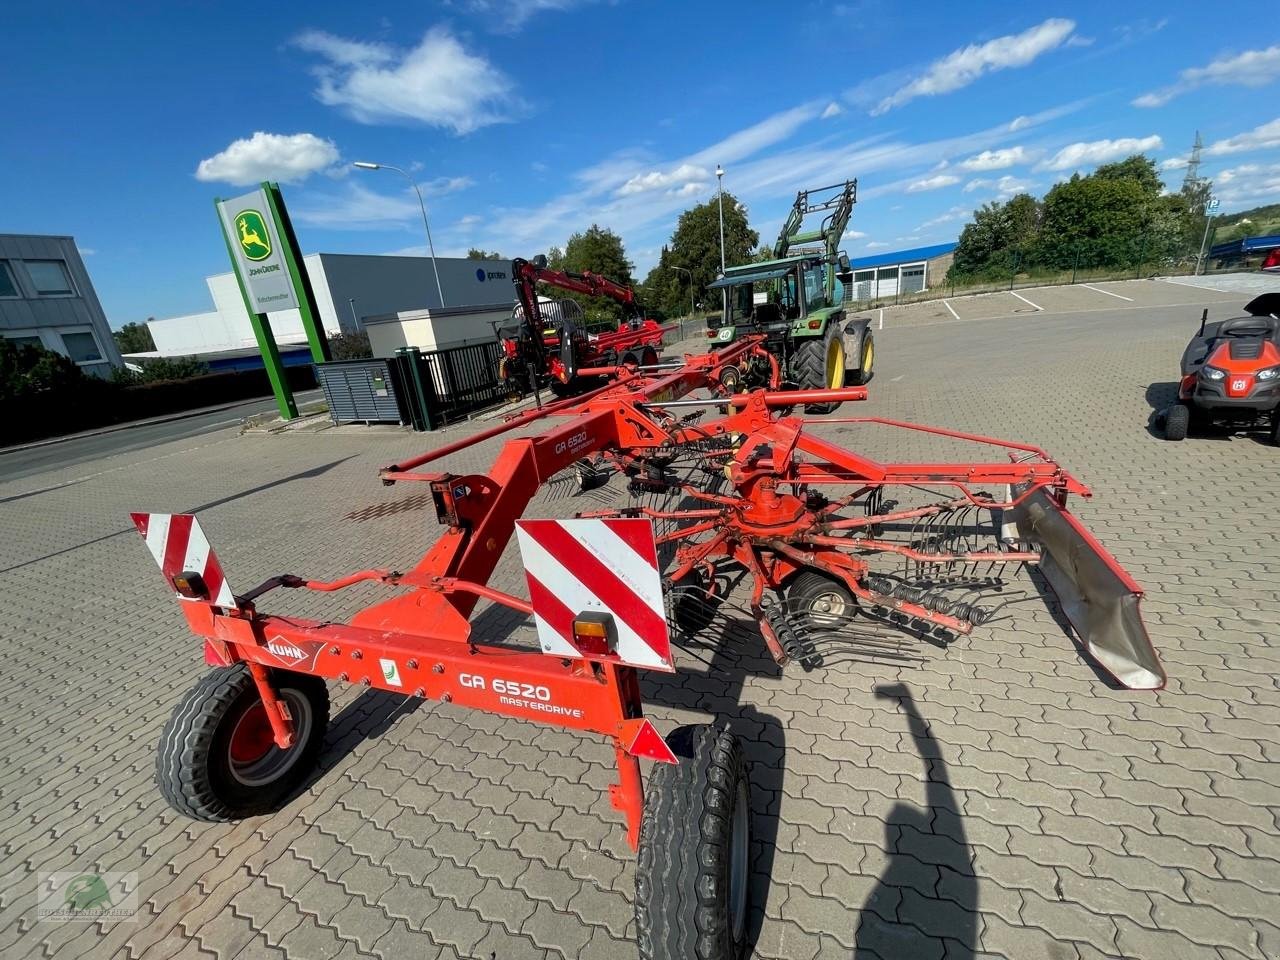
[159,334,1117,848]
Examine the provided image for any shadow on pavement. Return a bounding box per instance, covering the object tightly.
[0,456,356,574]
[855,682,976,958]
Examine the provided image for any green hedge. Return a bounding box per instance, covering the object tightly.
[1,340,315,446]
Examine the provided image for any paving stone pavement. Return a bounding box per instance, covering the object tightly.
[2,298,1279,960]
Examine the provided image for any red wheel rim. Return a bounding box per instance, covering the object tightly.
[228,702,275,765]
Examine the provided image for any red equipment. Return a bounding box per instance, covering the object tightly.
[499,255,671,396]
[138,334,1163,959]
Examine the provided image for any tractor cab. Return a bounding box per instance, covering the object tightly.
[707,255,827,346]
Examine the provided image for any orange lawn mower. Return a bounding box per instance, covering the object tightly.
[135,333,1164,960]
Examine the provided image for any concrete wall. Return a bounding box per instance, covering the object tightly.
[364,303,512,357]
[0,233,122,376]
[925,251,955,287]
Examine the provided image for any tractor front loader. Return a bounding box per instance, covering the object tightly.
[707,179,873,413]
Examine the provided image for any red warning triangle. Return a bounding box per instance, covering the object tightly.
[619,718,678,764]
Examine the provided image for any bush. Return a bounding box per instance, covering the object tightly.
[111,356,210,384]
[328,332,372,360]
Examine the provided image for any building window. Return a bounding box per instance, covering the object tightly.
[0,261,19,298]
[26,260,76,296]
[61,331,103,363]
[4,334,43,350]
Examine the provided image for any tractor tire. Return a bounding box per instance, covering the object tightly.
[1164,402,1191,441]
[641,346,659,367]
[635,724,751,960]
[847,331,875,386]
[669,571,719,638]
[790,325,844,413]
[156,664,329,822]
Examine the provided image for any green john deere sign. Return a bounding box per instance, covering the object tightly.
[216,188,298,312]
[234,210,272,261]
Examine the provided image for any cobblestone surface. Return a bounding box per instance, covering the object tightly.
[2,290,1278,959]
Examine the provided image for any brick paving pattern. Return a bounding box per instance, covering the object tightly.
[2,285,1277,959]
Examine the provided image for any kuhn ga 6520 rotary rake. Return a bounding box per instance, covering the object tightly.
[136,333,1163,960]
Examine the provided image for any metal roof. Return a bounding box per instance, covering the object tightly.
[847,242,957,271]
[708,264,794,289]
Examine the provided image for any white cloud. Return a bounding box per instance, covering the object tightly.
[873,19,1077,115]
[465,0,596,32]
[865,241,890,250]
[964,175,1033,197]
[79,248,97,256]
[195,131,339,185]
[617,163,711,197]
[906,174,961,193]
[294,27,520,133]
[1009,115,1033,131]
[1206,118,1280,156]
[1160,156,1189,171]
[821,101,843,119]
[1039,135,1163,171]
[1213,162,1280,204]
[959,146,1032,171]
[845,230,867,239]
[1133,45,1280,107]
[293,178,474,229]
[918,206,970,230]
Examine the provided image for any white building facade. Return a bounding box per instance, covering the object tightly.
[148,254,514,357]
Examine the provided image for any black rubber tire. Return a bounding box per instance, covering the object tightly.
[790,326,841,413]
[786,570,857,627]
[635,724,751,960]
[156,664,329,822]
[669,571,719,637]
[641,346,659,367]
[847,332,874,386]
[1164,402,1190,441]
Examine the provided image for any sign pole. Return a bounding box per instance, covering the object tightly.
[265,182,330,363]
[215,198,297,420]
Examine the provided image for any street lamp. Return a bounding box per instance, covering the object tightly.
[715,164,726,273]
[669,265,696,319]
[353,161,447,307]
[347,298,358,328]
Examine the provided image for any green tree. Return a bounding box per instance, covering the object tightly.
[467,248,504,260]
[662,193,759,313]
[550,226,635,323]
[113,321,155,354]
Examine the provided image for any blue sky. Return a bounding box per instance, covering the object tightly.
[3,2,1278,327]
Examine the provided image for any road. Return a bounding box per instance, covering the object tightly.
[0,389,322,485]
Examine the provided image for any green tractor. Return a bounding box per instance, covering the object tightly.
[707,179,873,412]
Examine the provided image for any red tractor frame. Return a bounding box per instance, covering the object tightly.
[137,334,1163,960]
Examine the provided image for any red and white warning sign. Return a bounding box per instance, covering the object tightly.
[515,518,673,672]
[130,513,237,609]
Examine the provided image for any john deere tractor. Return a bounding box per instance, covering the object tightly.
[707,179,873,413]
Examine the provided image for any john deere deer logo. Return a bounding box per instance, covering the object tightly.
[235,210,272,261]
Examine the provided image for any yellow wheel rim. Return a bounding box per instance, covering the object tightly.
[862,339,874,378]
[826,337,845,388]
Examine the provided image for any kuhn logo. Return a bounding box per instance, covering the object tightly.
[267,638,307,665]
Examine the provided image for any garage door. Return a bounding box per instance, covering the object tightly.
[875,266,899,298]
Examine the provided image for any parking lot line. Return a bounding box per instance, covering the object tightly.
[1081,283,1134,301]
[1009,291,1043,311]
[878,308,884,330]
[942,300,960,320]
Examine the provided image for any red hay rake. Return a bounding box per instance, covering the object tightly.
[135,333,1164,959]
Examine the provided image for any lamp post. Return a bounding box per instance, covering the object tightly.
[353,161,447,307]
[715,164,726,274]
[347,298,358,328]
[670,265,695,319]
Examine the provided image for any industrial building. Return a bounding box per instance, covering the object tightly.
[144,253,513,367]
[0,233,122,377]
[841,241,957,303]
